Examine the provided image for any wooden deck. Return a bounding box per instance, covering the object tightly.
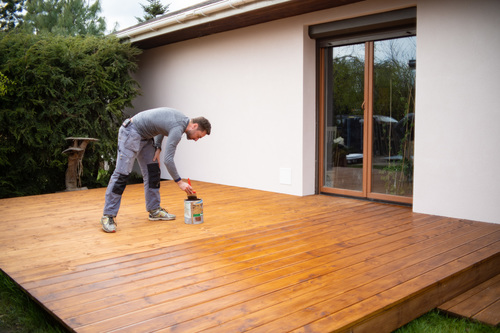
[0,181,499,332]
[438,274,500,327]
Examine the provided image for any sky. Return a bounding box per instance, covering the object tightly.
[100,0,206,33]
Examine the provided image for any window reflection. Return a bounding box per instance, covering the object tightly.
[372,37,416,197]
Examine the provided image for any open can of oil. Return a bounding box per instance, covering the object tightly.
[184,198,203,224]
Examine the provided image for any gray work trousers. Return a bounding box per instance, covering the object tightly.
[103,121,161,217]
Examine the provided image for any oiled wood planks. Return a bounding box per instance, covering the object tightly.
[0,181,499,333]
[439,274,500,327]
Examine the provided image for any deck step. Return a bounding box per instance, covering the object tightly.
[438,273,500,327]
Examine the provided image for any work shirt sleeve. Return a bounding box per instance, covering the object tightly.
[154,135,163,148]
[160,127,183,181]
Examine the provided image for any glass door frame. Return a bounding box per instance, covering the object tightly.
[318,41,413,205]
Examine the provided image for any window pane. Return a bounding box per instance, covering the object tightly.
[371,36,416,197]
[324,43,365,191]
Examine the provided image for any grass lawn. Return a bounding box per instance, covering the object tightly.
[395,310,499,333]
[0,271,68,333]
[1,270,498,332]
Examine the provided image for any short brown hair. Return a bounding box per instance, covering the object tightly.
[192,117,211,135]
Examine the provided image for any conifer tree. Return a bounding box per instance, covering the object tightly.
[24,0,106,36]
[0,0,25,30]
[136,0,169,23]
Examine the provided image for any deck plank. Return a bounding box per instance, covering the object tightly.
[473,299,500,327]
[69,216,454,331]
[0,181,499,333]
[53,213,439,321]
[439,273,500,326]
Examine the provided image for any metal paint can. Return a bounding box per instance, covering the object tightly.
[184,198,204,224]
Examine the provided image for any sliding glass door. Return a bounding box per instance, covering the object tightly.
[319,36,416,204]
[321,43,366,193]
[371,38,416,199]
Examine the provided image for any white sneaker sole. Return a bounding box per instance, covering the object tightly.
[148,216,176,221]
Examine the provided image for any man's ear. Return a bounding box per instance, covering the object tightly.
[191,123,199,130]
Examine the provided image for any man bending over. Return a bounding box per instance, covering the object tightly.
[100,107,211,233]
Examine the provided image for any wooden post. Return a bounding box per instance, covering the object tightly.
[62,137,99,191]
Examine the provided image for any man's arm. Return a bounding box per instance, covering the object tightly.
[160,129,194,194]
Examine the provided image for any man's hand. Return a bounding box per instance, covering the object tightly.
[177,180,194,194]
[153,148,161,166]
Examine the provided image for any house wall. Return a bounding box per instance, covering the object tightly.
[131,0,500,224]
[132,14,317,195]
[413,0,500,224]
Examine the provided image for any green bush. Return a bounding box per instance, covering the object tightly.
[0,30,141,198]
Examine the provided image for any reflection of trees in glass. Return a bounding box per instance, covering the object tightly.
[374,38,416,122]
[374,38,416,195]
[329,37,416,195]
[330,54,365,159]
[331,39,415,122]
[332,55,364,117]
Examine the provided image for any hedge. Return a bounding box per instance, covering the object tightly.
[0,31,142,197]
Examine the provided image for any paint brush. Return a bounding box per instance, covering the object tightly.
[187,178,198,200]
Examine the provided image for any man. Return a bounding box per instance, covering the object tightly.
[100,107,211,233]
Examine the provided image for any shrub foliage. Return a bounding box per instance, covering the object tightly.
[0,30,141,198]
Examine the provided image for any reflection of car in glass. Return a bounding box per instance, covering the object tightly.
[347,153,363,165]
[331,114,414,166]
[373,115,398,157]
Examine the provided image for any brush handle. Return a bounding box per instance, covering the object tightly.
[187,178,196,193]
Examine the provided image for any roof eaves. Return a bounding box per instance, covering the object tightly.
[115,0,277,44]
[116,0,365,49]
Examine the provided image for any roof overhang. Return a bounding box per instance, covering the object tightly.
[115,0,364,49]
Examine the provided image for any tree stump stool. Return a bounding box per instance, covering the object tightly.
[62,137,98,191]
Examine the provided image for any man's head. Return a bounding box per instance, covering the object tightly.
[186,117,211,141]
[192,117,211,135]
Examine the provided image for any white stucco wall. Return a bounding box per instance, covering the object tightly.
[130,0,500,223]
[413,0,500,223]
[131,0,415,197]
[132,15,317,195]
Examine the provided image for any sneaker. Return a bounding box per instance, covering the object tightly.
[101,215,117,233]
[149,207,176,221]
